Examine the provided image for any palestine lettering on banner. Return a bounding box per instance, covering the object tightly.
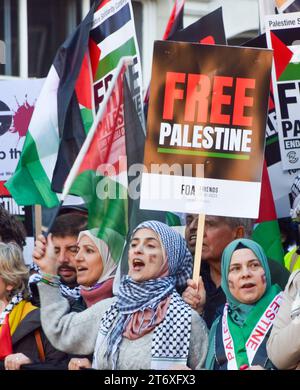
[259,0,300,33]
[266,12,300,170]
[245,34,299,218]
[140,41,272,218]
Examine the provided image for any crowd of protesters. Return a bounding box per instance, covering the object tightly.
[1,188,300,371]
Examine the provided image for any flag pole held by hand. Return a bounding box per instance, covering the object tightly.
[192,214,205,284]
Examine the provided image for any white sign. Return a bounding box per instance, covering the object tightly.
[266,12,300,170]
[0,79,44,181]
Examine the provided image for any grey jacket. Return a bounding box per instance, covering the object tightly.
[38,283,208,370]
[267,270,300,369]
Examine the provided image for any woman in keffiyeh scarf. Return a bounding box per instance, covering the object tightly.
[92,220,208,369]
[35,221,208,370]
[205,238,282,370]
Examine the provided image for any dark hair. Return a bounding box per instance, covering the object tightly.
[51,213,88,238]
[0,207,26,248]
[219,217,254,238]
[235,242,247,250]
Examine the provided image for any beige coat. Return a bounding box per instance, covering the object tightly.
[267,270,300,369]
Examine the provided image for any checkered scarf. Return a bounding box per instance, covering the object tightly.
[29,273,81,300]
[93,220,193,369]
[0,293,23,325]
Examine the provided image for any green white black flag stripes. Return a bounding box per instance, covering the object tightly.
[5,67,60,207]
[63,58,131,263]
[6,0,143,207]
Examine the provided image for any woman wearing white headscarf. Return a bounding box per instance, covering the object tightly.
[67,229,117,370]
[76,229,117,307]
[34,221,208,370]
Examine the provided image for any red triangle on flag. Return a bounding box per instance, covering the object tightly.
[0,314,13,360]
[200,35,215,44]
[75,53,93,110]
[257,160,277,223]
[270,31,293,80]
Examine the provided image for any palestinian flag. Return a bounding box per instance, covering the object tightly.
[252,161,284,264]
[52,0,144,193]
[67,60,129,263]
[5,2,99,207]
[5,64,61,207]
[6,0,143,206]
[270,28,298,82]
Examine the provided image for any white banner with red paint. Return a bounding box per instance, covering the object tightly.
[0,78,44,184]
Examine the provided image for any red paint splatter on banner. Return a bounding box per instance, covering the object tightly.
[10,95,35,138]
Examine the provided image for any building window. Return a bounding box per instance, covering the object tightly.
[0,0,19,77]
[0,0,144,79]
[28,0,82,78]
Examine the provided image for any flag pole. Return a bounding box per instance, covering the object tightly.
[43,57,133,236]
[61,56,133,201]
[34,205,42,238]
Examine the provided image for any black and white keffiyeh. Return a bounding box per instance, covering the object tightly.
[59,283,81,300]
[29,273,81,300]
[0,292,23,325]
[93,220,193,369]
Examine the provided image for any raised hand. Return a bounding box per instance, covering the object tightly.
[182,276,206,316]
[33,233,58,275]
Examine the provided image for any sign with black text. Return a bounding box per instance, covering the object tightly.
[140,41,272,218]
[266,12,300,170]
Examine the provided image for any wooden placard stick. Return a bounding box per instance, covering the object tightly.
[192,213,205,284]
[34,205,42,239]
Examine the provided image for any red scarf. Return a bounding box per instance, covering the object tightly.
[80,278,114,307]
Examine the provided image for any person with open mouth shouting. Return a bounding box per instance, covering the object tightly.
[205,238,282,370]
[34,221,208,370]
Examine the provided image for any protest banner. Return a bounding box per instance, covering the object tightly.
[265,86,299,217]
[140,41,272,219]
[244,34,296,219]
[260,0,300,33]
[266,12,300,171]
[258,4,300,216]
[0,79,44,185]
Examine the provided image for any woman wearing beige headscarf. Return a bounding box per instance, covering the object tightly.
[68,229,117,370]
[34,229,117,370]
[76,230,117,307]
